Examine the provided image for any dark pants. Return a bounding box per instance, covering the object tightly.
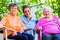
[42,34,60,40]
[4,32,34,40]
[23,33,34,40]
[6,32,28,40]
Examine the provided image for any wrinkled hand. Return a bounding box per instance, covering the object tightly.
[12,31,17,36]
[37,27,42,30]
[20,28,24,34]
[0,24,5,28]
[34,27,42,31]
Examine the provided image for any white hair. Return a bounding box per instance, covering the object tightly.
[42,6,53,16]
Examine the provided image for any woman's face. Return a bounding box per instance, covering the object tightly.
[43,8,51,18]
[24,8,31,17]
[10,6,18,16]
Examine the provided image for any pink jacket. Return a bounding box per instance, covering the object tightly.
[35,16,60,40]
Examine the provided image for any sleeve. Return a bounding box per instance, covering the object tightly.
[18,17,26,29]
[0,16,7,26]
[53,15,60,24]
[35,18,43,28]
[53,16,60,29]
[58,19,60,30]
[20,19,26,29]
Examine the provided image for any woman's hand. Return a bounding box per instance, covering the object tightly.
[20,28,24,34]
[34,26,42,31]
[0,24,5,28]
[12,31,17,36]
[37,27,42,30]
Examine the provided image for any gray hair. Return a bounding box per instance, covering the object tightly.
[42,6,53,15]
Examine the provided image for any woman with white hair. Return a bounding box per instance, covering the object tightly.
[35,6,60,40]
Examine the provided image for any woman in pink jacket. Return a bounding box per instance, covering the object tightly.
[35,6,60,40]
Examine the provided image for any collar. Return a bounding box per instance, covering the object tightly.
[24,15,32,20]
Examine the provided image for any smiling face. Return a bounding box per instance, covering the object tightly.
[24,8,31,18]
[9,6,18,16]
[43,8,51,18]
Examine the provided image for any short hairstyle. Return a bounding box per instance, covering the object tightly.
[42,6,53,15]
[8,3,19,10]
[23,5,30,12]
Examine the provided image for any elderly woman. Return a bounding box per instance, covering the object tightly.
[3,5,37,40]
[0,3,29,40]
[35,6,60,40]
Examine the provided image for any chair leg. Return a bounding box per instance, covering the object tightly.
[5,29,7,40]
[34,32,38,40]
[4,38,6,40]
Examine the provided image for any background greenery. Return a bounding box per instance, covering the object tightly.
[0,0,60,20]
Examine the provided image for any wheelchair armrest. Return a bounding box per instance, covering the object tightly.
[24,28,32,32]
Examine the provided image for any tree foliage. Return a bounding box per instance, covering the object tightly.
[0,0,60,20]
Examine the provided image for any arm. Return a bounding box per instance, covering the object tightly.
[0,16,16,32]
[58,19,60,30]
[34,18,42,31]
[3,13,8,17]
[18,17,27,33]
[0,22,5,28]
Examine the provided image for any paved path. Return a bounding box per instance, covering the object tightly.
[0,33,3,40]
